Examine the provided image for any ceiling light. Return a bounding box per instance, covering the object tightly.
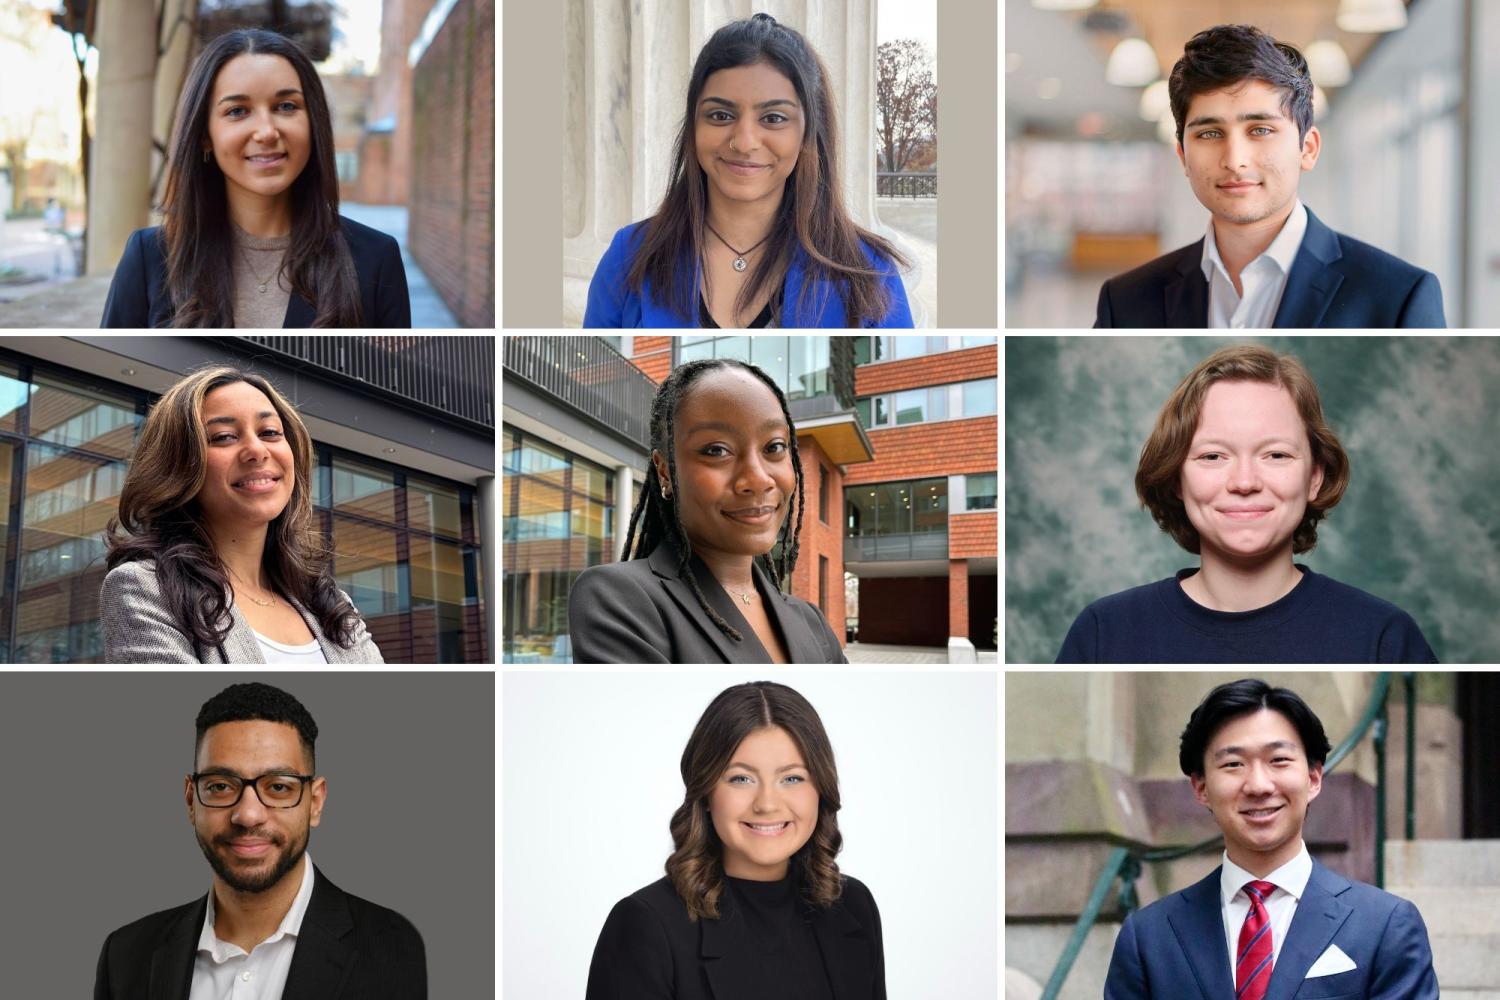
[1106,37,1159,87]
[1313,85,1329,120]
[1157,109,1178,145]
[1304,39,1352,87]
[1337,0,1407,33]
[1138,79,1170,121]
[1037,77,1062,100]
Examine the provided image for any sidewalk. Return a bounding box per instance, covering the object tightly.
[844,642,997,664]
[340,202,458,328]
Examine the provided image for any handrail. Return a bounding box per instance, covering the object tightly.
[1039,673,1412,1000]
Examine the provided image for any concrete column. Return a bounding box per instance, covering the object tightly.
[151,0,197,209]
[87,0,158,275]
[477,474,496,660]
[613,463,634,560]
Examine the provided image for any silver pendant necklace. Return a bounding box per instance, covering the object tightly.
[705,222,770,272]
[724,584,756,605]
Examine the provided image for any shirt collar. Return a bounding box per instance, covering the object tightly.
[1200,199,1308,285]
[197,852,317,963]
[1220,841,1312,904]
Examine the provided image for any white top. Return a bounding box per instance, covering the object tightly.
[252,629,329,665]
[1200,200,1308,329]
[190,854,316,1000]
[1218,842,1313,976]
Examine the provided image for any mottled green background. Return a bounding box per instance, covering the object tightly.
[1005,337,1500,664]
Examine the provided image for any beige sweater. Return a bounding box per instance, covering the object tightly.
[231,225,293,328]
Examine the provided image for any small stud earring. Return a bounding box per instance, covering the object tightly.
[661,486,671,499]
[203,149,211,163]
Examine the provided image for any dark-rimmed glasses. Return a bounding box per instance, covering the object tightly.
[191,771,314,809]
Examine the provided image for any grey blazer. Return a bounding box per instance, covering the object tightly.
[568,541,847,664]
[99,559,384,664]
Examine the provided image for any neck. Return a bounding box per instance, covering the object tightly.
[1228,838,1303,880]
[206,519,273,595]
[1211,199,1295,286]
[693,547,758,592]
[211,854,305,952]
[228,186,294,239]
[1182,548,1301,613]
[705,188,782,250]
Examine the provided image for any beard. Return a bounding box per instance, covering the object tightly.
[195,823,309,894]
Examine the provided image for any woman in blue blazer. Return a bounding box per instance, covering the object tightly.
[584,13,913,329]
[100,29,410,329]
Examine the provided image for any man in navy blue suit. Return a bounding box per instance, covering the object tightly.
[1104,679,1438,999]
[1095,25,1445,329]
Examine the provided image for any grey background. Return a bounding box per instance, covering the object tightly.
[0,671,494,998]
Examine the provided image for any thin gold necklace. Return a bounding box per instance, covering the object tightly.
[723,582,756,605]
[230,569,278,607]
[238,243,283,295]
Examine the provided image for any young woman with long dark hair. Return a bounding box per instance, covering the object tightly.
[100,29,411,328]
[99,366,382,663]
[584,13,913,328]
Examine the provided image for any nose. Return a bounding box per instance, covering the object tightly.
[751,777,780,813]
[734,450,777,496]
[252,112,281,145]
[231,787,269,827]
[1226,458,1261,494]
[1220,133,1250,172]
[1243,761,1276,796]
[730,117,760,155]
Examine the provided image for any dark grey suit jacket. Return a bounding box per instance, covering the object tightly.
[568,542,847,664]
[93,867,426,1000]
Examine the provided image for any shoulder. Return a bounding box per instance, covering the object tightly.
[779,591,844,657]
[574,557,659,595]
[835,873,880,918]
[100,896,200,952]
[1328,228,1433,284]
[100,559,164,602]
[115,227,165,271]
[1102,242,1201,296]
[338,215,401,259]
[856,236,901,275]
[333,882,425,948]
[1301,571,1419,623]
[598,220,652,269]
[604,876,691,936]
[1073,577,1176,623]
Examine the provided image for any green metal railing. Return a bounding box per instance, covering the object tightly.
[1040,673,1417,1000]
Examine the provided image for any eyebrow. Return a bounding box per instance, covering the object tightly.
[194,765,305,777]
[727,761,806,774]
[1191,437,1300,449]
[1213,740,1299,759]
[685,418,789,435]
[1185,110,1285,129]
[217,88,304,106]
[204,410,279,427]
[699,96,800,110]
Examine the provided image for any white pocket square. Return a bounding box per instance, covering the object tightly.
[1305,943,1357,978]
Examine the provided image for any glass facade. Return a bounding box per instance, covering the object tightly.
[676,336,831,400]
[845,477,948,537]
[856,377,996,429]
[966,473,998,511]
[0,354,486,664]
[851,335,996,365]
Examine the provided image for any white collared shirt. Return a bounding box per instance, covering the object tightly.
[190,854,316,1000]
[1219,842,1312,977]
[1201,200,1308,329]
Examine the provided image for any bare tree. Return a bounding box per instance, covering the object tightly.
[875,39,936,173]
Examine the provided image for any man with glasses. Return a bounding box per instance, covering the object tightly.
[93,682,426,998]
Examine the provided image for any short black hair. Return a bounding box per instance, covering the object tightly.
[1178,678,1331,778]
[1169,24,1314,147]
[195,682,319,771]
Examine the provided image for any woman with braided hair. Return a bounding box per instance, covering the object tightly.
[568,358,846,663]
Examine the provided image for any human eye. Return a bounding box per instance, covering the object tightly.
[1250,125,1274,136]
[781,774,806,785]
[210,432,237,444]
[1197,129,1222,140]
[701,444,730,458]
[762,112,789,125]
[765,440,787,455]
[276,100,301,113]
[705,109,734,123]
[260,428,284,439]
[1196,451,1223,462]
[727,773,753,785]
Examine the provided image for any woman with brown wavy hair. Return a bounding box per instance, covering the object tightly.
[1056,344,1435,664]
[98,366,381,663]
[586,681,884,999]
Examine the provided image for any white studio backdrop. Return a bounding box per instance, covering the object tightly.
[502,668,999,999]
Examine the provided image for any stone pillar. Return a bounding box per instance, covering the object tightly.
[613,463,634,560]
[1467,0,1500,326]
[86,0,158,275]
[562,0,880,325]
[476,474,496,659]
[151,0,197,210]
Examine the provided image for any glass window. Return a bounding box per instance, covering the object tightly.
[751,336,789,394]
[518,437,567,476]
[332,516,406,658]
[961,335,997,349]
[788,337,829,400]
[874,395,889,426]
[408,535,470,663]
[30,375,139,459]
[332,458,397,524]
[679,339,715,365]
[818,464,829,523]
[853,397,871,428]
[504,568,577,663]
[502,427,520,474]
[891,336,928,360]
[846,487,874,536]
[570,456,611,503]
[963,378,998,418]
[913,478,948,533]
[966,472,998,510]
[407,478,462,540]
[714,336,751,365]
[0,364,28,433]
[928,385,948,421]
[569,493,611,569]
[894,388,927,425]
[853,336,889,366]
[874,482,910,534]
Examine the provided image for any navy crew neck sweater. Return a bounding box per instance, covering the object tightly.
[1056,565,1437,664]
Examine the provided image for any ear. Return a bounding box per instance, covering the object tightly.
[1299,125,1321,172]
[1306,762,1323,803]
[308,776,327,829]
[184,774,196,821]
[1175,139,1187,174]
[1307,459,1325,503]
[651,449,670,487]
[1190,772,1211,809]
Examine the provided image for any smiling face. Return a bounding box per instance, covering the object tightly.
[195,381,296,535]
[1176,78,1319,228]
[204,52,312,205]
[187,720,324,894]
[694,61,804,211]
[654,367,796,566]
[1191,708,1321,875]
[1179,380,1323,565]
[708,725,819,880]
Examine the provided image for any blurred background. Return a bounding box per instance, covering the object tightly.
[1005,336,1500,664]
[0,0,494,328]
[1005,0,1498,327]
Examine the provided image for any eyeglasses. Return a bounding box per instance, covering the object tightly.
[191,771,314,809]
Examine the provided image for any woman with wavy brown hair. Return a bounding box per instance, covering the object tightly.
[98,366,381,663]
[586,681,884,999]
[1056,344,1435,664]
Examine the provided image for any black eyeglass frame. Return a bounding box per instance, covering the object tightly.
[190,771,316,809]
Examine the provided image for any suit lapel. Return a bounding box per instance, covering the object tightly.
[148,895,205,1000]
[1163,244,1209,327]
[647,544,749,662]
[756,560,825,663]
[699,895,758,1000]
[1164,868,1234,1000]
[810,898,875,999]
[1273,208,1343,328]
[283,293,315,328]
[282,869,358,1000]
[1262,862,1352,1000]
[222,602,267,663]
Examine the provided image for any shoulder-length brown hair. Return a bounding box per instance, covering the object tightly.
[1135,344,1350,555]
[104,366,359,652]
[628,13,908,327]
[160,29,361,327]
[667,682,843,921]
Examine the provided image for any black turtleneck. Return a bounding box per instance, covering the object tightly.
[722,874,834,1000]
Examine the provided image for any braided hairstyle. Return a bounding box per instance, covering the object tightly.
[620,359,805,643]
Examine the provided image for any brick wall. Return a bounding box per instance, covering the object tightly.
[786,437,845,645]
[632,337,674,384]
[950,510,998,558]
[845,416,997,483]
[409,0,495,327]
[854,344,998,395]
[948,559,968,637]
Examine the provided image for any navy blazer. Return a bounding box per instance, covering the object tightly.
[1104,859,1438,1000]
[583,220,914,328]
[568,541,847,664]
[1094,207,1446,328]
[100,216,412,328]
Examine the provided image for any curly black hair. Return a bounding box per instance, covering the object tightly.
[621,359,805,643]
[195,682,319,770]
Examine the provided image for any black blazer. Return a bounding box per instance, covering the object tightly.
[93,867,426,1000]
[586,875,885,1000]
[99,216,412,328]
[568,542,847,664]
[1094,206,1446,328]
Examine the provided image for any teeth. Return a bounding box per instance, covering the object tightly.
[747,822,788,831]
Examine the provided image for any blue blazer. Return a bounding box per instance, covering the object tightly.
[100,216,412,328]
[1094,207,1445,328]
[1104,860,1438,1000]
[583,220,914,328]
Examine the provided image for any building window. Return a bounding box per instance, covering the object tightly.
[674,337,831,401]
[818,464,829,523]
[853,336,988,365]
[818,555,828,613]
[858,378,991,429]
[966,473,998,511]
[845,477,947,537]
[962,378,998,418]
[335,151,359,183]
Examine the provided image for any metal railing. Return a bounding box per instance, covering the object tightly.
[1040,673,1416,1000]
[502,336,656,450]
[229,335,494,428]
[844,530,949,562]
[877,172,937,198]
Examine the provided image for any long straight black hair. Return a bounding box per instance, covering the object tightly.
[161,29,361,327]
[620,359,805,642]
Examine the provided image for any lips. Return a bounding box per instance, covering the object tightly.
[232,473,282,494]
[721,158,770,177]
[1218,180,1260,192]
[247,152,287,168]
[225,838,274,857]
[742,820,791,837]
[1241,804,1284,824]
[723,505,777,526]
[1218,505,1273,520]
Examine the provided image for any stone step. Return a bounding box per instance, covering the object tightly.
[1384,887,1500,937]
[1384,839,1500,887]
[1442,993,1500,1000]
[1423,934,1500,990]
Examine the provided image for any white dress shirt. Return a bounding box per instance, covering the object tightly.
[1219,842,1312,977]
[190,854,316,1000]
[252,629,329,665]
[1201,200,1308,329]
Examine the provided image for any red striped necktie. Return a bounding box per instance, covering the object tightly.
[1236,879,1277,1000]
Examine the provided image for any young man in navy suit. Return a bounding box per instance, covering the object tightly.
[1095,25,1445,329]
[1104,679,1438,1000]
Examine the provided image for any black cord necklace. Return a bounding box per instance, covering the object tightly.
[705,222,771,272]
